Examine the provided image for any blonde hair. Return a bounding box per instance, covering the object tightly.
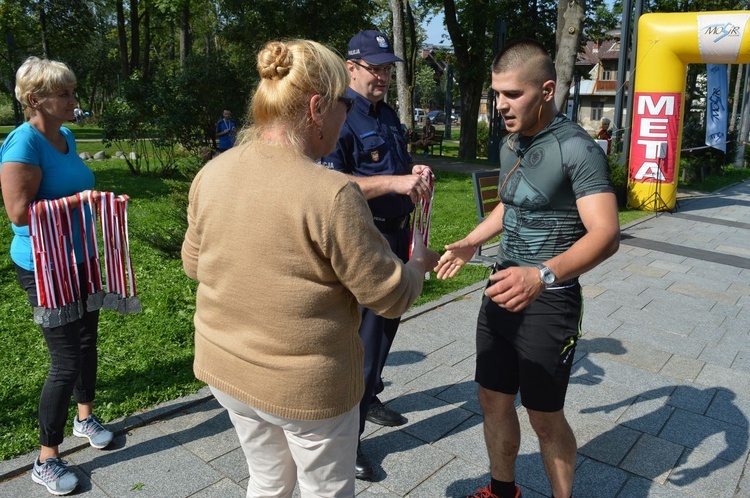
[15,56,77,119]
[238,40,349,149]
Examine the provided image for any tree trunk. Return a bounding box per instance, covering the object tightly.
[444,0,492,160]
[180,1,192,67]
[390,0,410,126]
[730,64,743,134]
[406,1,418,128]
[39,0,50,59]
[142,0,151,80]
[116,0,129,77]
[554,0,586,112]
[130,0,140,73]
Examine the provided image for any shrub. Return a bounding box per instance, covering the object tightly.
[476,121,489,158]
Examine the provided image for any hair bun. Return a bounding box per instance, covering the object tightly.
[258,42,293,80]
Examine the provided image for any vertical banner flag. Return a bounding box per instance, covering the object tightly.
[706,64,728,152]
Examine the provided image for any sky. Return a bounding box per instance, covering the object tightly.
[423,12,449,46]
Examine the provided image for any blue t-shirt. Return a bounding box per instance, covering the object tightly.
[0,123,95,270]
[216,119,237,150]
[320,88,413,219]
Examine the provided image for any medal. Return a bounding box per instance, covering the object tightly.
[28,190,142,327]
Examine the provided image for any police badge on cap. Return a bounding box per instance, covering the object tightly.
[346,30,404,65]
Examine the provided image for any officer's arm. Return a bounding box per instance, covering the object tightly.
[344,174,426,202]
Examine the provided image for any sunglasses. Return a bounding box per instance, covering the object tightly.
[337,96,354,114]
[351,60,394,77]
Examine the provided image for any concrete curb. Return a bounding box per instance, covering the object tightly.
[0,387,215,482]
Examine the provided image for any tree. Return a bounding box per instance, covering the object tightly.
[443,0,494,160]
[554,0,586,111]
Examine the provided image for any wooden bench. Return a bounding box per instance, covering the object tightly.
[471,170,501,262]
[409,129,445,156]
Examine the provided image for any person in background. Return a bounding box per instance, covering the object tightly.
[182,39,438,497]
[215,108,237,152]
[320,29,433,480]
[435,39,620,498]
[414,117,438,156]
[0,56,114,497]
[595,117,612,154]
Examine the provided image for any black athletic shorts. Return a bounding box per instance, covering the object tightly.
[475,282,582,412]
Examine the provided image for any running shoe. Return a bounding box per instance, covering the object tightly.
[73,414,114,449]
[31,457,79,496]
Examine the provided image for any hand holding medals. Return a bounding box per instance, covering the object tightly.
[409,166,434,261]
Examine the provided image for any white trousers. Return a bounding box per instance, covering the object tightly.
[211,387,359,498]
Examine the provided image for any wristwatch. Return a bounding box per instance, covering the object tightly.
[537,264,556,286]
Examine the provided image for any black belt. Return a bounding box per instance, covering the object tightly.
[491,263,578,288]
[373,215,410,232]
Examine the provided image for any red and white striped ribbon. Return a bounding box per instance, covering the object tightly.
[409,167,435,259]
[27,190,141,323]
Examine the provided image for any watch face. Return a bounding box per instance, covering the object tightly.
[540,266,555,284]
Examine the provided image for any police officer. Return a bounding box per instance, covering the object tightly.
[321,29,432,480]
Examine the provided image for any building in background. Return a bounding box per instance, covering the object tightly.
[572,36,627,134]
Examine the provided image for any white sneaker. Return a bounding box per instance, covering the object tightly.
[73,414,113,449]
[31,457,79,496]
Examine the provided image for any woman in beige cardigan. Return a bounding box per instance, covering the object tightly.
[181,39,439,498]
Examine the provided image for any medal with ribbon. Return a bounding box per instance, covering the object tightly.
[28,190,142,327]
[409,167,435,261]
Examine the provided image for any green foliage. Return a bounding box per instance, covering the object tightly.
[476,121,489,159]
[0,98,16,126]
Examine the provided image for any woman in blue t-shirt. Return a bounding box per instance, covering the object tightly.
[0,57,113,496]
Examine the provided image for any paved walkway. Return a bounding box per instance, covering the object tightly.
[2,166,750,497]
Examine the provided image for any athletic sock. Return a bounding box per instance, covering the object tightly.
[491,478,517,498]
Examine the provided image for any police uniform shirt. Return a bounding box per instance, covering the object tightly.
[321,88,413,219]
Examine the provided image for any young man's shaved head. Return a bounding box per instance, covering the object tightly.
[491,39,556,86]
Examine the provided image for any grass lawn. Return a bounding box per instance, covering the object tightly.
[0,127,740,460]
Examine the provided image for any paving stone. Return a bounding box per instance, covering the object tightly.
[572,457,629,498]
[189,476,245,497]
[208,446,248,483]
[696,363,750,399]
[616,474,692,497]
[155,399,238,462]
[610,323,706,359]
[402,457,486,497]
[577,423,641,466]
[432,416,487,469]
[360,431,454,496]
[666,446,746,497]
[621,434,685,483]
[434,380,481,415]
[618,396,674,435]
[402,365,473,396]
[69,424,223,498]
[659,408,749,459]
[659,355,705,382]
[389,391,474,444]
[705,388,750,428]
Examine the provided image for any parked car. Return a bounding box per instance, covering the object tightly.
[426,110,446,124]
[413,108,426,124]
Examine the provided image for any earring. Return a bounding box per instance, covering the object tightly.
[318,128,324,140]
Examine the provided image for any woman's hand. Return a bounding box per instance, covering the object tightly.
[434,239,477,279]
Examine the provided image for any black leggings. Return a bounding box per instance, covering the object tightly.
[16,264,100,448]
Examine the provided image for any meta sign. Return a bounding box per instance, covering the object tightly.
[629,93,681,184]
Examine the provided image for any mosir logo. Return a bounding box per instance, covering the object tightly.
[703,23,741,43]
[629,92,681,184]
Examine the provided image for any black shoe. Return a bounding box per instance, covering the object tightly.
[366,397,405,427]
[355,447,373,481]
